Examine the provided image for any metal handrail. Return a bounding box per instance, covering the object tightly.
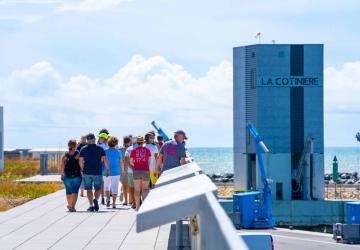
[136,162,249,250]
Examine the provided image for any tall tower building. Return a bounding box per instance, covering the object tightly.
[0,106,3,173]
[233,44,324,201]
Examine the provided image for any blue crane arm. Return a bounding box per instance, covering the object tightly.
[356,132,360,142]
[246,122,269,188]
[151,121,171,142]
[246,122,274,226]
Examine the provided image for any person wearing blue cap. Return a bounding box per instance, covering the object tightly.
[155,130,187,176]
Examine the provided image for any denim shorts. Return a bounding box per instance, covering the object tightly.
[63,176,82,195]
[83,174,103,191]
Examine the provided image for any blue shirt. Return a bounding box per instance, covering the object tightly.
[80,144,106,175]
[105,148,122,176]
[160,141,186,171]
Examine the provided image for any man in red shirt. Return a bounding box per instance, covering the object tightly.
[130,136,151,210]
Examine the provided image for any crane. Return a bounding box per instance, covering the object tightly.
[292,137,315,200]
[151,121,170,142]
[233,122,275,229]
[246,122,275,228]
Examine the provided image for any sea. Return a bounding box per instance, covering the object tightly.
[188,147,360,175]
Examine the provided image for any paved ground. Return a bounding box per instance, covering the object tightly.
[240,228,360,249]
[16,174,62,183]
[0,189,176,250]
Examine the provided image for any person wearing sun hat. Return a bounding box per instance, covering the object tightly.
[130,136,152,210]
[104,136,125,208]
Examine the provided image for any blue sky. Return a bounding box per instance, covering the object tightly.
[1,0,360,148]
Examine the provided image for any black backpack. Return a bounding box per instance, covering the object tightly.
[64,151,81,178]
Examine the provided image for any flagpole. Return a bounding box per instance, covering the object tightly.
[255,32,261,44]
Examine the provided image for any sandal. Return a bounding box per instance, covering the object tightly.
[119,193,124,202]
[106,199,110,208]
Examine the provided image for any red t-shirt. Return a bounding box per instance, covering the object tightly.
[130,147,151,171]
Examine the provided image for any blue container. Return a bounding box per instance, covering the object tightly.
[346,202,360,224]
[233,191,260,228]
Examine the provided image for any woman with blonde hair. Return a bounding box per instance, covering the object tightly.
[104,136,125,208]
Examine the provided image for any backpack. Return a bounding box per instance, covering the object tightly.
[64,151,81,178]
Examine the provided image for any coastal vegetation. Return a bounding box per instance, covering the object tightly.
[0,158,63,211]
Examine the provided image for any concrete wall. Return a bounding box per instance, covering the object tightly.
[220,199,345,226]
[233,46,247,190]
[272,200,344,226]
[257,153,292,200]
[312,153,325,199]
[0,106,3,173]
[256,45,291,154]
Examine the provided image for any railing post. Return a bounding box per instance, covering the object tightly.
[176,220,184,248]
[40,153,48,175]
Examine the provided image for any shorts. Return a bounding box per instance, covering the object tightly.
[83,174,103,191]
[120,171,128,184]
[149,171,158,185]
[128,172,134,188]
[103,176,120,194]
[63,176,82,195]
[80,176,84,188]
[133,170,150,181]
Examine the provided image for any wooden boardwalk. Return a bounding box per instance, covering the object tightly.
[0,190,175,250]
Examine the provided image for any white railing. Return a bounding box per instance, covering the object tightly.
[136,162,249,250]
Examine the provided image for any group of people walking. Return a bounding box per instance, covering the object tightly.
[60,128,188,212]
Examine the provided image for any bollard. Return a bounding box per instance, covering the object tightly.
[176,220,184,249]
[332,156,338,182]
[40,153,48,175]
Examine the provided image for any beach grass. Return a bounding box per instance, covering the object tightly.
[1,158,39,181]
[0,158,63,211]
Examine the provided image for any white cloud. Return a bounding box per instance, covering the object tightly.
[0,15,43,23]
[324,62,360,146]
[0,55,232,148]
[325,62,360,114]
[55,0,129,12]
[3,56,360,148]
[0,0,60,4]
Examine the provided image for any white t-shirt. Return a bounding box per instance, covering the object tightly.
[146,143,159,171]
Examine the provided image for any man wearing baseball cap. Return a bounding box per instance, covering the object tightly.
[155,130,187,176]
[79,133,109,212]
